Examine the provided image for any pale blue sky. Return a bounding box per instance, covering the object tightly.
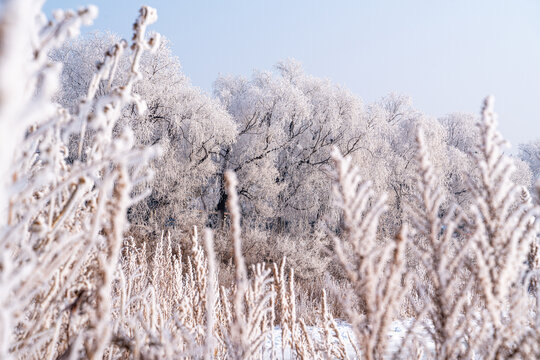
[43,0,540,149]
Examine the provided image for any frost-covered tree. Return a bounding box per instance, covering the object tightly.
[519,139,540,182]
[439,112,532,207]
[128,38,237,227]
[352,94,456,233]
[52,33,237,229]
[214,59,365,231]
[438,113,479,207]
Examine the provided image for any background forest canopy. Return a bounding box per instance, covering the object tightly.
[51,31,536,238]
[49,31,540,289]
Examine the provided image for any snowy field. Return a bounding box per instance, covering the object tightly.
[261,320,437,359]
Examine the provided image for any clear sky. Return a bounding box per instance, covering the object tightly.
[43,0,540,149]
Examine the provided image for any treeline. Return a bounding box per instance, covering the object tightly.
[51,32,535,284]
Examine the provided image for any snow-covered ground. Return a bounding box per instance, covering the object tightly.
[261,319,436,359]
